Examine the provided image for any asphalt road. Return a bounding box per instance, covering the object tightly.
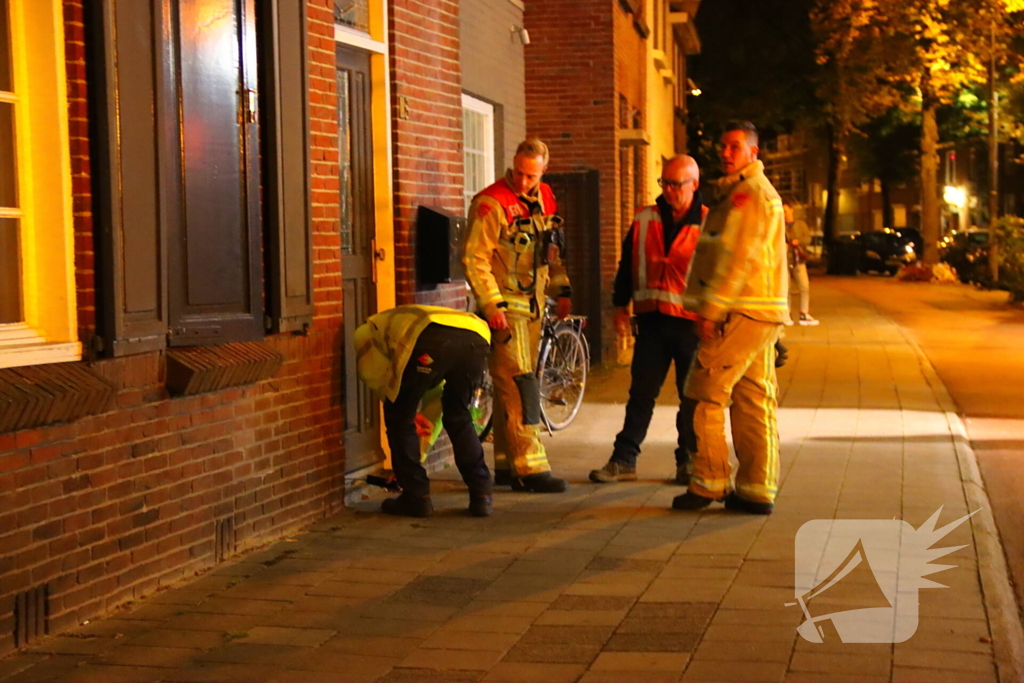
[821,275,1024,617]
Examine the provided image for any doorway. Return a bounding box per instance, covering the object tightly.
[338,45,379,473]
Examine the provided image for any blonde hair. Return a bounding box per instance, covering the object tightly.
[515,138,549,165]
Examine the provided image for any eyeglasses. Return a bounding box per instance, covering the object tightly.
[657,178,695,190]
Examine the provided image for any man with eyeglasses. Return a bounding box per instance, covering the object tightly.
[590,155,706,485]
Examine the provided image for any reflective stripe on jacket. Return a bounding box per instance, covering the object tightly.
[353,305,491,402]
[630,204,704,319]
[683,160,789,323]
[463,175,570,320]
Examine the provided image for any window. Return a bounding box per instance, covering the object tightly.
[462,94,495,213]
[0,0,80,369]
[92,0,313,354]
[334,0,369,33]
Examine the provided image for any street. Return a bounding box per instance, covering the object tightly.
[0,276,1022,683]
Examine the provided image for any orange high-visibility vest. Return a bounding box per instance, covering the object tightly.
[631,204,705,319]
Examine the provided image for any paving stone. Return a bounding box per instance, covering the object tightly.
[535,609,627,627]
[341,618,440,639]
[891,666,997,683]
[418,629,521,651]
[0,655,90,683]
[221,583,313,602]
[194,643,305,666]
[893,647,995,672]
[789,651,892,677]
[591,652,691,671]
[703,624,800,643]
[785,671,888,683]
[460,600,550,619]
[517,625,615,646]
[54,665,167,683]
[26,635,123,656]
[503,642,603,665]
[128,628,233,650]
[242,626,335,647]
[605,632,699,652]
[97,645,203,668]
[399,647,505,671]
[549,595,636,612]
[353,602,462,622]
[438,615,535,634]
[692,638,793,662]
[278,650,394,677]
[161,663,284,682]
[161,613,258,633]
[191,598,292,616]
[379,667,485,682]
[586,558,665,573]
[304,581,397,599]
[562,581,650,597]
[483,662,588,683]
[682,659,788,682]
[145,589,218,606]
[578,670,681,683]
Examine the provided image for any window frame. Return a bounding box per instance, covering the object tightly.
[0,0,80,370]
[461,93,495,213]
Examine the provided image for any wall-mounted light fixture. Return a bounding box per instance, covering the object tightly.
[687,78,701,97]
[511,25,530,45]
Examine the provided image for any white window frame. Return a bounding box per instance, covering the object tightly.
[0,0,80,369]
[461,93,495,213]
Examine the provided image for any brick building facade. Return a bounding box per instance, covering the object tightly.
[0,0,525,655]
[524,0,701,363]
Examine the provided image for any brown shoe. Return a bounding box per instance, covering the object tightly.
[589,460,638,483]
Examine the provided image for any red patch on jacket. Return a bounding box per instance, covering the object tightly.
[476,203,493,219]
[731,193,750,208]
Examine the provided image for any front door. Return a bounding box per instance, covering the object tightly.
[338,46,379,472]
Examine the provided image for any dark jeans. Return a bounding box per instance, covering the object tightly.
[383,324,492,497]
[611,312,699,468]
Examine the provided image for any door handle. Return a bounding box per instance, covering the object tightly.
[374,246,386,261]
[371,240,386,283]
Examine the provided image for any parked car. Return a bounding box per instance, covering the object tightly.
[858,229,917,275]
[940,230,990,284]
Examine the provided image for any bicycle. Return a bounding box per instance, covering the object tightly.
[470,302,590,440]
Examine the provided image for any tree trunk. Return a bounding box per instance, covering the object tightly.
[881,177,894,229]
[920,92,941,265]
[824,123,842,273]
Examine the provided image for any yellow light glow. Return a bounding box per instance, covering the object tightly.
[690,88,702,97]
[943,185,966,206]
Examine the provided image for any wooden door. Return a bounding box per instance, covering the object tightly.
[337,46,379,472]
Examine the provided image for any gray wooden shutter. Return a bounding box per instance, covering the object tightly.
[91,0,168,356]
[166,0,264,346]
[261,0,314,334]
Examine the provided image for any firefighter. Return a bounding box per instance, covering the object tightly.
[463,138,571,493]
[590,155,705,485]
[354,305,493,518]
[673,121,789,515]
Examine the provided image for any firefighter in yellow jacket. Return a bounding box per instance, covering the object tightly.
[463,138,571,493]
[673,121,789,515]
[354,305,493,518]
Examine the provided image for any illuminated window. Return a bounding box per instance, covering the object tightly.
[462,94,495,213]
[0,0,80,368]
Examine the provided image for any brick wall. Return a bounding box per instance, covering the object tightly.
[525,0,650,362]
[461,0,526,170]
[0,0,345,657]
[389,0,464,304]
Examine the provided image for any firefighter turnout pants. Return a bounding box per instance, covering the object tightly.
[491,313,552,477]
[383,325,492,497]
[683,314,782,504]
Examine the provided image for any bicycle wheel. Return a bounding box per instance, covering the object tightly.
[537,325,587,430]
[469,369,494,441]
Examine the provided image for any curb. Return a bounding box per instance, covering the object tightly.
[899,322,1024,683]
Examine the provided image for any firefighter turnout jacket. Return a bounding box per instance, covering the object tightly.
[683,160,789,323]
[463,173,571,321]
[354,305,490,403]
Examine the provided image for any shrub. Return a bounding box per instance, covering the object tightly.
[895,262,959,283]
[993,216,1024,303]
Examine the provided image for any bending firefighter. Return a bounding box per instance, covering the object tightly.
[464,138,572,493]
[354,305,493,518]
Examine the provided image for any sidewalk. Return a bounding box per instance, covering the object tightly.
[1,283,1021,683]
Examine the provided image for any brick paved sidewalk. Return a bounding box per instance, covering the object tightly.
[1,283,1021,683]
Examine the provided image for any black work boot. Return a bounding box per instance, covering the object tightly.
[468,494,493,517]
[670,464,691,486]
[381,492,434,518]
[512,472,569,493]
[724,492,774,515]
[671,490,718,510]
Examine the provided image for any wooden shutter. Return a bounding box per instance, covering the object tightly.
[91,0,168,356]
[167,0,264,346]
[261,0,314,334]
